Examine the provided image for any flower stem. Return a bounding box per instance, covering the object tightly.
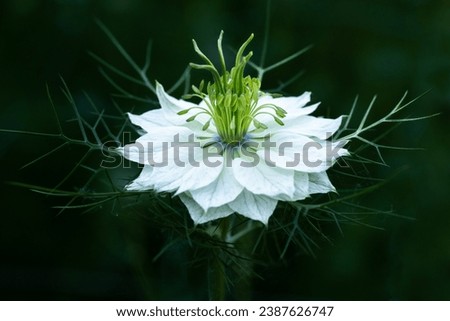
[208,253,226,300]
[207,218,261,300]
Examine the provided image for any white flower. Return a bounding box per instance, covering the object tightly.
[118,32,348,225]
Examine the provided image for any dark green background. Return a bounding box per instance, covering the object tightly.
[0,0,449,300]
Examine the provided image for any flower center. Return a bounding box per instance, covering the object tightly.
[178,31,287,146]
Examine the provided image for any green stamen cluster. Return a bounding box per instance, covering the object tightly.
[179,31,287,145]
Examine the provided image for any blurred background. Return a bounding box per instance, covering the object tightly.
[0,0,449,300]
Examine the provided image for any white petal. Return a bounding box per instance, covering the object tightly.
[232,157,295,198]
[258,92,313,112]
[179,193,234,225]
[128,109,172,132]
[261,131,348,173]
[120,126,194,165]
[282,115,343,139]
[148,163,187,192]
[156,82,197,125]
[293,171,310,200]
[253,93,318,126]
[308,172,336,194]
[175,155,224,194]
[125,165,154,190]
[228,189,277,225]
[150,147,224,194]
[155,83,215,131]
[190,165,243,211]
[122,126,223,193]
[277,171,310,201]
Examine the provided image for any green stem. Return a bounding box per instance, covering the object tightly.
[207,218,260,300]
[208,254,226,300]
[208,217,231,300]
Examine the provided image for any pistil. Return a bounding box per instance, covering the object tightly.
[178,31,287,146]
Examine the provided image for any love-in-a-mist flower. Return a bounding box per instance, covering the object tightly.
[118,32,348,225]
